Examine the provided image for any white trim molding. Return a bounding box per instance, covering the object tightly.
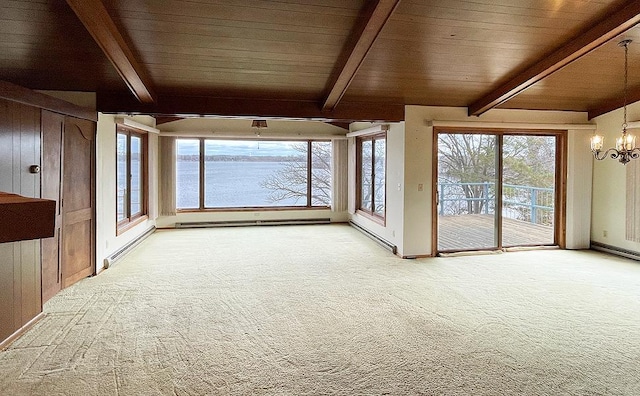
[626,120,640,129]
[159,131,347,140]
[115,117,160,134]
[346,124,389,138]
[427,120,597,130]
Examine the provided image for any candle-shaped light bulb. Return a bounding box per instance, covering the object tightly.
[625,133,636,151]
[590,134,604,151]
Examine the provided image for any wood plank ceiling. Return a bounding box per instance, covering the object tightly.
[1,0,640,121]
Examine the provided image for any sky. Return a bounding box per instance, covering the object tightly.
[176,139,303,157]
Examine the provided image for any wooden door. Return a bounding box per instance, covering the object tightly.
[41,111,64,303]
[61,117,95,287]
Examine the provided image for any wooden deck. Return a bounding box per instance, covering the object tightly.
[437,214,554,252]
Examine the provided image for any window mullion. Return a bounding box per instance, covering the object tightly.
[371,138,376,214]
[199,138,205,210]
[126,132,132,220]
[307,141,312,207]
[496,134,504,249]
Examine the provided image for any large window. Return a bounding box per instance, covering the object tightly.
[176,139,332,210]
[116,125,147,232]
[357,133,386,220]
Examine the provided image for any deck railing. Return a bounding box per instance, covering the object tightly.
[438,182,554,226]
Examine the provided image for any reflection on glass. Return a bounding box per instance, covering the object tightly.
[204,140,308,208]
[437,133,497,251]
[502,135,555,246]
[311,141,332,206]
[130,136,142,216]
[176,139,200,209]
[374,138,386,216]
[116,133,127,221]
[361,140,373,212]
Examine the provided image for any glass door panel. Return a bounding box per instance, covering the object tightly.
[502,135,556,246]
[437,133,498,251]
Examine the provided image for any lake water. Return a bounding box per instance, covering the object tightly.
[177,160,309,208]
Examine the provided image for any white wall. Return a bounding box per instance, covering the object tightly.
[95,114,158,273]
[565,129,594,249]
[591,102,640,253]
[159,117,347,138]
[349,122,406,253]
[349,106,594,258]
[157,210,346,228]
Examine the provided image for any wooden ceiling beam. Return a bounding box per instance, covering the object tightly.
[65,0,156,103]
[0,80,97,122]
[154,116,184,125]
[589,85,640,119]
[327,122,351,130]
[321,0,401,112]
[468,0,640,117]
[97,93,404,123]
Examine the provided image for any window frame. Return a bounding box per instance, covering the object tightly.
[175,138,332,211]
[356,131,387,223]
[432,127,567,254]
[116,124,148,234]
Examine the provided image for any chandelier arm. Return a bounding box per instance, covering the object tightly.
[593,148,621,161]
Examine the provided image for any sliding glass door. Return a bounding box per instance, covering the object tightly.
[436,130,562,253]
[437,133,498,251]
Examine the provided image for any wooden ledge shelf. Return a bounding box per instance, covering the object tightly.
[0,192,56,243]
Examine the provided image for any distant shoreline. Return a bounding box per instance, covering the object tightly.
[177,154,305,162]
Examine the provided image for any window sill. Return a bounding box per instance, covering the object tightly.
[116,215,149,236]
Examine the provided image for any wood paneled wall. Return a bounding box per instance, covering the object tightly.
[0,89,97,345]
[0,99,43,342]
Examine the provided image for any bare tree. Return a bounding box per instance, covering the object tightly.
[438,133,556,223]
[360,139,386,214]
[260,142,332,205]
[438,134,496,215]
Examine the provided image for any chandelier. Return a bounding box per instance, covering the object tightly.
[591,39,640,165]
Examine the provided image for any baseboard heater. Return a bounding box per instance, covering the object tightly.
[591,241,640,262]
[103,226,156,270]
[174,218,331,229]
[349,221,397,254]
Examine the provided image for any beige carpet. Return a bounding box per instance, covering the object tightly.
[1,224,640,395]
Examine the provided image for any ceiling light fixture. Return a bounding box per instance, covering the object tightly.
[591,39,639,164]
[251,120,268,129]
[251,119,267,139]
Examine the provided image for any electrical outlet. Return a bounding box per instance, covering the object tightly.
[418,183,424,191]
[603,230,608,237]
